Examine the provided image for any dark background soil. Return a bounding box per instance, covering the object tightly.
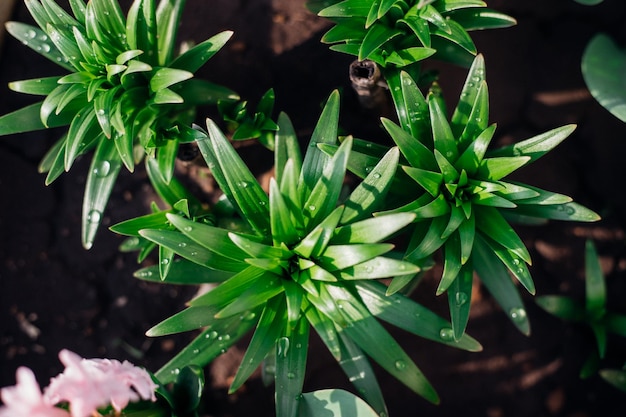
[2,1,626,416]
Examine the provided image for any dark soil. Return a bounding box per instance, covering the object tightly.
[2,1,626,416]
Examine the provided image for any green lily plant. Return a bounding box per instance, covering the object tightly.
[0,0,238,249]
[317,0,516,70]
[113,91,483,417]
[536,239,626,386]
[320,55,600,340]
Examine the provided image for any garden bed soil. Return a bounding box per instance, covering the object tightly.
[2,1,626,416]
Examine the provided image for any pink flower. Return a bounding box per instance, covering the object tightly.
[0,367,70,417]
[44,350,158,417]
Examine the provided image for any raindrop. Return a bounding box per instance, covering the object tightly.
[307,205,316,212]
[455,292,468,306]
[93,160,111,177]
[178,242,187,248]
[364,166,374,173]
[466,82,474,88]
[192,349,200,354]
[277,337,290,358]
[170,368,180,375]
[161,258,169,265]
[21,40,28,46]
[238,181,250,188]
[190,251,198,256]
[209,331,219,339]
[258,201,267,206]
[87,210,102,224]
[373,172,382,179]
[512,258,521,266]
[439,327,454,341]
[96,108,105,116]
[27,29,37,39]
[509,308,527,323]
[39,34,48,41]
[394,360,406,371]
[309,141,317,148]
[183,226,193,232]
[287,372,296,379]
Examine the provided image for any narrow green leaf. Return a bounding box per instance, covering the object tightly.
[166,213,252,261]
[512,202,600,222]
[535,296,585,321]
[202,119,270,235]
[475,206,530,263]
[156,0,186,65]
[429,92,458,161]
[190,266,267,307]
[338,256,419,279]
[170,31,234,72]
[318,244,393,271]
[139,229,247,273]
[65,106,98,171]
[149,68,193,92]
[473,235,530,335]
[341,147,400,223]
[329,287,440,404]
[147,305,223,336]
[275,112,302,185]
[229,232,287,260]
[447,8,517,31]
[447,264,473,340]
[335,331,388,415]
[269,179,299,246]
[585,240,606,318]
[81,137,122,249]
[303,136,351,226]
[333,212,415,244]
[215,275,284,319]
[432,19,476,54]
[488,125,576,163]
[9,76,63,96]
[402,166,443,197]
[300,90,341,196]
[134,259,233,285]
[155,313,258,384]
[382,117,436,171]
[356,280,482,351]
[293,206,344,259]
[275,318,310,417]
[437,232,462,295]
[229,297,286,393]
[358,22,402,61]
[477,156,530,181]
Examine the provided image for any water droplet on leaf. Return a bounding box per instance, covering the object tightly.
[439,327,454,341]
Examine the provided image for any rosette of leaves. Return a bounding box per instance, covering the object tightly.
[121,91,483,416]
[317,0,516,68]
[0,0,238,249]
[536,240,626,381]
[321,55,600,340]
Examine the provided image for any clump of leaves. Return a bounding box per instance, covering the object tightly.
[321,55,600,340]
[115,91,483,417]
[536,239,626,381]
[0,0,238,248]
[218,88,279,149]
[318,0,516,69]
